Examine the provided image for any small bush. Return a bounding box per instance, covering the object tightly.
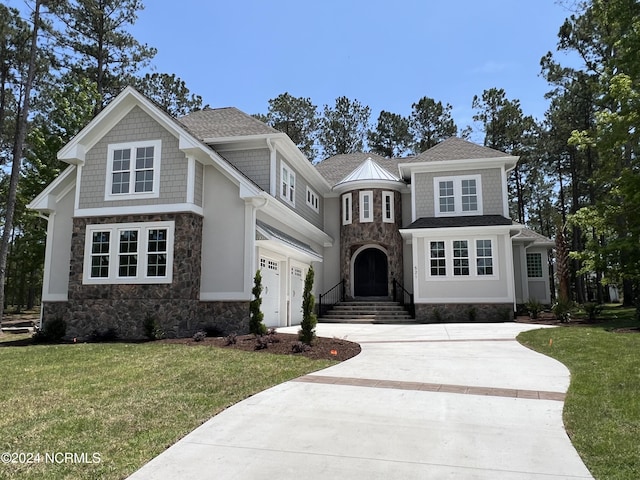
[582,302,603,322]
[33,317,67,343]
[203,325,223,337]
[432,307,443,323]
[254,335,269,350]
[467,306,477,322]
[291,341,311,353]
[552,298,574,323]
[192,331,207,342]
[224,333,237,346]
[525,298,543,319]
[142,314,165,340]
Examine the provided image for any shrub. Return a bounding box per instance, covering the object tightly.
[89,327,119,342]
[203,325,223,337]
[291,341,311,353]
[432,307,443,323]
[142,313,165,340]
[467,306,477,322]
[552,298,574,323]
[33,317,67,343]
[525,298,543,319]
[224,333,237,346]
[298,266,317,345]
[254,335,269,350]
[582,302,603,322]
[250,270,267,336]
[192,331,207,342]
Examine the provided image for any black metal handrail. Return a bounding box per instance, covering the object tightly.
[318,279,345,317]
[392,278,415,318]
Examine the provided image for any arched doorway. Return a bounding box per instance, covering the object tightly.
[353,247,388,297]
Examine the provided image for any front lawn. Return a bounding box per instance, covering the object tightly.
[518,307,640,480]
[0,339,336,479]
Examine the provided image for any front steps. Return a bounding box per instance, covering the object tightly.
[319,301,414,324]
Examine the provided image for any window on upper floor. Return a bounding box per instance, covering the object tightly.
[105,140,161,201]
[382,191,394,223]
[280,162,296,205]
[84,221,174,284]
[360,191,373,223]
[342,193,352,225]
[306,186,319,212]
[526,252,543,278]
[434,175,482,216]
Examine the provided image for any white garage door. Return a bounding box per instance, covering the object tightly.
[260,257,280,327]
[290,267,305,326]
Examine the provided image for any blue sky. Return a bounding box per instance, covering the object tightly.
[128,0,577,141]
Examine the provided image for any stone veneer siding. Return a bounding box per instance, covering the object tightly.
[415,303,515,323]
[41,212,249,339]
[341,189,404,298]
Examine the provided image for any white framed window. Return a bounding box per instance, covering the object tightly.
[526,252,543,278]
[382,191,394,223]
[280,162,296,205]
[306,186,319,212]
[360,190,373,223]
[342,193,352,225]
[429,241,446,276]
[476,239,494,276]
[84,221,174,284]
[105,140,161,201]
[434,175,482,217]
[425,237,496,279]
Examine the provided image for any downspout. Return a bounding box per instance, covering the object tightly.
[36,212,50,329]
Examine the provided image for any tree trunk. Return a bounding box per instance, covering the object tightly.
[0,0,42,329]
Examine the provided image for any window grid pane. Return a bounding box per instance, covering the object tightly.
[453,240,469,275]
[439,181,455,213]
[430,241,446,276]
[461,179,478,212]
[147,229,168,277]
[476,239,493,275]
[118,230,138,277]
[90,231,110,278]
[526,253,543,277]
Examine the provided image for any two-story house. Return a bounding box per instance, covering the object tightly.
[28,87,552,338]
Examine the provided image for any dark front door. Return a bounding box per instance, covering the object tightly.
[354,248,388,297]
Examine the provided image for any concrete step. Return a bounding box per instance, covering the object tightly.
[319,300,415,324]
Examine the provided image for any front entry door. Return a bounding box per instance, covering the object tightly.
[354,248,388,297]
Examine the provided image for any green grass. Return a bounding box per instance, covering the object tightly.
[0,340,335,479]
[518,306,640,480]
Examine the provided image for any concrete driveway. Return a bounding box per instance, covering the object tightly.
[128,323,593,479]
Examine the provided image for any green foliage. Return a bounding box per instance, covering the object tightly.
[525,298,543,319]
[142,313,165,340]
[582,302,603,322]
[466,306,477,322]
[367,110,412,157]
[432,307,443,323]
[552,297,575,323]
[135,72,204,117]
[298,266,317,345]
[32,317,66,343]
[192,330,206,342]
[409,96,457,153]
[318,96,371,157]
[250,270,267,336]
[88,327,119,342]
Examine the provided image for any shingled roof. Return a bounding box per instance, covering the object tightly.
[315,152,405,186]
[406,137,511,163]
[405,215,514,229]
[178,107,279,140]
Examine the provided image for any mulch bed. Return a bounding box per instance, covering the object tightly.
[157,333,361,362]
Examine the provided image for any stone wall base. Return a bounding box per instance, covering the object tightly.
[41,299,250,340]
[415,303,514,323]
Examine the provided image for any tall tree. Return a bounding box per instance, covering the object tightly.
[367,110,412,158]
[318,96,370,158]
[256,92,319,161]
[51,0,156,113]
[409,96,457,153]
[0,0,45,327]
[135,73,204,117]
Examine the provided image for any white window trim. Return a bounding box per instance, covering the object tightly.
[83,221,175,284]
[382,191,394,223]
[342,193,352,225]
[105,140,162,201]
[425,237,497,280]
[433,174,483,217]
[280,162,296,206]
[306,186,319,213]
[360,190,373,223]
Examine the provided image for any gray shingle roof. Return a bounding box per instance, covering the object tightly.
[405,215,514,229]
[513,227,554,246]
[315,152,406,186]
[178,107,279,140]
[406,137,511,163]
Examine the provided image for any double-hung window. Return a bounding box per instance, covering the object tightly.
[281,163,296,205]
[434,175,482,216]
[84,221,174,284]
[426,238,495,278]
[106,140,161,200]
[382,191,394,223]
[429,241,446,276]
[476,239,494,275]
[453,240,470,276]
